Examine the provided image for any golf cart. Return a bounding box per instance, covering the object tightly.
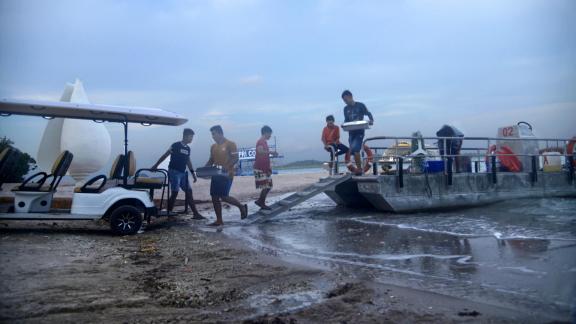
[0,98,187,235]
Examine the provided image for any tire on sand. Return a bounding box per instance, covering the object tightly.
[109,205,142,235]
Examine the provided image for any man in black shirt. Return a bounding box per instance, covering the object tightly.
[152,128,205,219]
[342,90,374,174]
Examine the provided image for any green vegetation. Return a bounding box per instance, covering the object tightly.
[0,136,37,182]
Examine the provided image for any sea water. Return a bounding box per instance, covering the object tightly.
[221,194,576,319]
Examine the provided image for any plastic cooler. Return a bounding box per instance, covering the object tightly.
[195,166,227,178]
[341,120,370,131]
[425,160,444,173]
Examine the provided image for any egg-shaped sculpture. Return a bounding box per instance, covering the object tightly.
[37,79,111,181]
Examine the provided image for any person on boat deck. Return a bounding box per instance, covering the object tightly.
[205,125,248,226]
[342,90,374,174]
[151,128,205,219]
[322,115,349,169]
[254,125,279,210]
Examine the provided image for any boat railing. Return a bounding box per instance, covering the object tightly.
[327,145,339,175]
[361,136,575,184]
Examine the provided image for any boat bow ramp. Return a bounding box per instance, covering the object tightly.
[245,174,352,224]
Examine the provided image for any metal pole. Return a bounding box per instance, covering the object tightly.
[335,152,339,175]
[329,146,336,176]
[568,156,574,183]
[530,155,537,184]
[491,155,497,184]
[397,157,404,188]
[123,120,128,186]
[446,157,453,186]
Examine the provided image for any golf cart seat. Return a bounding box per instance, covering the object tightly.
[12,150,73,213]
[125,151,170,215]
[75,154,125,193]
[75,151,166,194]
[0,146,21,190]
[12,150,73,193]
[123,151,166,189]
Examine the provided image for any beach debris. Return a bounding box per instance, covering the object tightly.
[326,282,355,298]
[139,238,159,254]
[458,309,480,317]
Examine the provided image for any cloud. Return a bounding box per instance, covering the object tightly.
[1,0,573,165]
[239,74,263,85]
[211,0,261,11]
[202,110,229,120]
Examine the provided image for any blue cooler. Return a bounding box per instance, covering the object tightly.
[425,160,444,173]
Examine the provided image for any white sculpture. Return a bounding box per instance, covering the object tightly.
[37,79,112,181]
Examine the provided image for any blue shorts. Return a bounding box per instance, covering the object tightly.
[168,169,191,192]
[348,133,365,154]
[210,175,233,197]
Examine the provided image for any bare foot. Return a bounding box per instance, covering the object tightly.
[255,200,272,210]
[208,221,223,226]
[192,214,206,220]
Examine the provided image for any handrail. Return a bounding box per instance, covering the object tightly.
[364,135,575,143]
[358,135,574,179]
[325,145,340,175]
[363,135,574,158]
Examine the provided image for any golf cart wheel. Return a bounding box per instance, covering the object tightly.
[109,205,142,235]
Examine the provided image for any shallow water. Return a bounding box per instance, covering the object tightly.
[222,194,576,318]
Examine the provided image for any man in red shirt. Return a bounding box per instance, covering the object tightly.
[321,115,349,169]
[254,125,278,210]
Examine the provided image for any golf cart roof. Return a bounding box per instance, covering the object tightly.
[0,98,187,126]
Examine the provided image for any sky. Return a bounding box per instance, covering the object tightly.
[1,0,575,167]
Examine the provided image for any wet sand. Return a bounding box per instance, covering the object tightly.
[0,173,544,323]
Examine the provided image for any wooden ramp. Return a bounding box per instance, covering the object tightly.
[245,174,352,224]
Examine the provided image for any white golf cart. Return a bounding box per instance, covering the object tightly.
[0,98,187,235]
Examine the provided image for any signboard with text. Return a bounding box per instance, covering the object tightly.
[238,148,257,160]
[237,145,277,161]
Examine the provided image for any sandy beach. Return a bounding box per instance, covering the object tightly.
[0,172,552,323]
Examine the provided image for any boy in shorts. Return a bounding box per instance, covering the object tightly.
[254,125,278,210]
[321,115,348,171]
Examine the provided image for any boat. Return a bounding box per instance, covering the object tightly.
[324,123,576,212]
